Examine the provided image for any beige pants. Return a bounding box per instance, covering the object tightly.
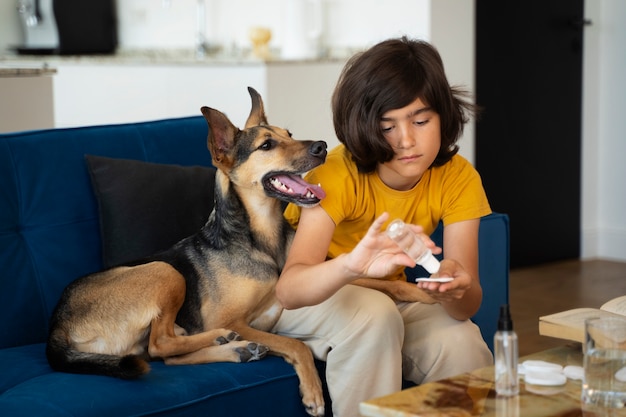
[273,284,493,417]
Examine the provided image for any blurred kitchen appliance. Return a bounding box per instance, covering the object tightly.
[16,0,117,54]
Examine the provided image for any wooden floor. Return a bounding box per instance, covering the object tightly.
[509,259,626,356]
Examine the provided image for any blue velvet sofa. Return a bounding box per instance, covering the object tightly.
[0,116,509,416]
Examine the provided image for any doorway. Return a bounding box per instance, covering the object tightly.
[475,0,586,267]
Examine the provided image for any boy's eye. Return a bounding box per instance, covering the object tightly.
[381,125,393,133]
[414,119,429,126]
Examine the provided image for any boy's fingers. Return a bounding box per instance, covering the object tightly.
[369,212,390,235]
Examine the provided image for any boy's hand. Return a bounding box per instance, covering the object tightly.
[416,259,472,303]
[344,213,440,279]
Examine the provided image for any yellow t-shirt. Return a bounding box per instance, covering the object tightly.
[284,144,491,280]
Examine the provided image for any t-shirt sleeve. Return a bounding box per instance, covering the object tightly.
[440,157,492,226]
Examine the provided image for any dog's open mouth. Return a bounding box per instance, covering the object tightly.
[263,173,326,207]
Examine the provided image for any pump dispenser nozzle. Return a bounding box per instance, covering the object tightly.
[498,304,514,331]
[495,303,519,396]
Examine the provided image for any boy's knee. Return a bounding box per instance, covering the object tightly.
[433,322,492,366]
[438,321,486,349]
[345,288,404,342]
[404,320,492,384]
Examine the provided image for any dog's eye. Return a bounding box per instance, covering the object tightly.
[259,139,275,150]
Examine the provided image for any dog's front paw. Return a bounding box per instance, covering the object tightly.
[235,342,269,362]
[301,377,325,416]
[215,331,242,345]
[304,402,325,417]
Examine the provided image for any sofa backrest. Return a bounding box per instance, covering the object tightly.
[0,117,211,348]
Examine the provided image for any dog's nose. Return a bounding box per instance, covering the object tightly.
[309,141,327,158]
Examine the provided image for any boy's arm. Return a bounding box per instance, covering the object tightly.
[417,218,483,320]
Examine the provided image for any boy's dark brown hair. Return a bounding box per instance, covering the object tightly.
[332,36,477,173]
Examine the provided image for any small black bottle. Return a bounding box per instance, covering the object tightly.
[494,304,519,396]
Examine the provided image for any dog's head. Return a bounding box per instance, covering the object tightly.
[201,87,327,207]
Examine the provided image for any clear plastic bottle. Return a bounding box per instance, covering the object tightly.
[494,304,519,396]
[385,219,440,274]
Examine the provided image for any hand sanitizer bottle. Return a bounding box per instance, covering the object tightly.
[494,304,519,396]
[386,219,440,274]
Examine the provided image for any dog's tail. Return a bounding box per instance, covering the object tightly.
[46,329,150,379]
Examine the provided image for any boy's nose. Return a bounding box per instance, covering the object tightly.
[397,127,416,149]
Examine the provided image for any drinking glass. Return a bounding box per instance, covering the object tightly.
[582,316,626,409]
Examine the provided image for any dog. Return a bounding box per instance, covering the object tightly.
[46,87,327,416]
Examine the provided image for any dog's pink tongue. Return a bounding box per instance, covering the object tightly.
[278,175,326,199]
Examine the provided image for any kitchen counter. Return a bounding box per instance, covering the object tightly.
[0,64,56,77]
[0,48,351,67]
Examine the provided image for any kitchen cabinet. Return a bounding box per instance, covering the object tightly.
[0,67,55,133]
[36,55,344,149]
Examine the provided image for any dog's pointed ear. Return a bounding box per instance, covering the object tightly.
[244,86,268,128]
[201,106,238,169]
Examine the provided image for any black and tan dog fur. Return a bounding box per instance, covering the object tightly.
[46,87,327,416]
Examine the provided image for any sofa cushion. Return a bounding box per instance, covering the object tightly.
[85,155,216,268]
[0,343,310,417]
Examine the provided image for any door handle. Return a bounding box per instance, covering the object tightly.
[569,18,592,29]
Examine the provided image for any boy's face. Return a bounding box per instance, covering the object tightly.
[377,97,441,191]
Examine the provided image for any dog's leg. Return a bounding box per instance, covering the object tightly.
[233,325,325,417]
[146,267,251,359]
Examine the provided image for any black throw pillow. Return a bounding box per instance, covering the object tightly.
[85,155,216,268]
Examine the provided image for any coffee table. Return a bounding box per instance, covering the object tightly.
[359,343,625,416]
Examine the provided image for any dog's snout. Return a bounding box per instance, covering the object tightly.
[309,141,327,158]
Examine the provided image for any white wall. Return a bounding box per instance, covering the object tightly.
[430,0,475,164]
[0,1,22,50]
[116,0,430,53]
[581,0,626,261]
[2,0,431,56]
[0,0,428,55]
[118,0,430,55]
